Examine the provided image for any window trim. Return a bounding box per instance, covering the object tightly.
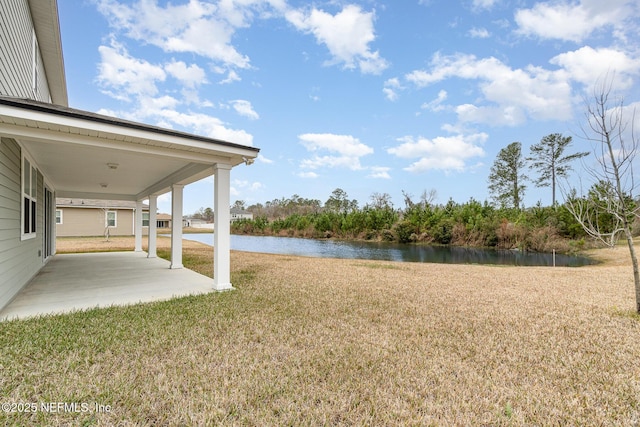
[55,209,63,225]
[142,212,150,227]
[106,211,117,228]
[21,153,38,241]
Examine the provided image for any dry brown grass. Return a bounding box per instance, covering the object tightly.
[1,237,639,425]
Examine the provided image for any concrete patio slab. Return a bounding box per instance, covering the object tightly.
[0,252,215,320]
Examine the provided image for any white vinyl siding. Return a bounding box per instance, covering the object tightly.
[32,30,38,97]
[0,137,44,311]
[0,0,51,102]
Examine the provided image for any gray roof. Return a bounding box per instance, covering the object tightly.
[230,208,252,214]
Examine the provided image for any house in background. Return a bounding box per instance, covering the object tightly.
[56,198,149,237]
[0,0,259,312]
[230,207,253,222]
[185,217,207,228]
[156,213,172,229]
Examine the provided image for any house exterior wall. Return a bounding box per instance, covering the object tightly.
[56,207,147,237]
[0,0,55,311]
[0,137,46,310]
[0,0,52,103]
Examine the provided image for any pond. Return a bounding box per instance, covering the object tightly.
[183,233,595,267]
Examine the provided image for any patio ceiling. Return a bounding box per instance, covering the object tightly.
[0,96,259,201]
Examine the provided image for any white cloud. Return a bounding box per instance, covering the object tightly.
[367,166,391,179]
[299,133,373,157]
[472,0,499,10]
[285,5,388,74]
[297,171,319,179]
[233,179,264,191]
[158,110,254,145]
[456,103,526,127]
[257,154,274,164]
[118,104,254,145]
[219,70,241,85]
[96,0,252,68]
[468,27,490,38]
[97,42,166,99]
[383,78,402,101]
[550,46,640,91]
[405,52,574,125]
[164,60,206,88]
[388,133,487,173]
[421,90,448,112]
[299,133,374,171]
[230,100,260,120]
[96,39,253,146]
[514,0,636,43]
[138,94,180,112]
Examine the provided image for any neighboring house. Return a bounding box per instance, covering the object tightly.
[156,214,171,229]
[56,198,149,237]
[185,217,207,227]
[0,0,259,311]
[185,217,214,229]
[230,207,253,222]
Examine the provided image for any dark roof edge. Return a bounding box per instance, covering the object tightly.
[0,96,260,153]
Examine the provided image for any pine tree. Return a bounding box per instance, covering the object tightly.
[527,133,588,206]
[488,142,526,209]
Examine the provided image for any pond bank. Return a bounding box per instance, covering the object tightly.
[184,233,595,267]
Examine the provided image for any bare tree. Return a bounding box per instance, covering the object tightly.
[564,78,640,313]
[420,188,438,208]
[369,192,393,210]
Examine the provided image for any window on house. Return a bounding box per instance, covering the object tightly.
[56,210,62,224]
[106,211,117,228]
[22,157,37,239]
[142,212,149,227]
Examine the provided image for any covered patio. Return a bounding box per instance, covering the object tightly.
[0,97,259,313]
[0,251,215,320]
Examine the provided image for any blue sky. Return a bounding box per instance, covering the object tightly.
[58,0,640,215]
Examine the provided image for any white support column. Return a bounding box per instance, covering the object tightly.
[134,200,143,252]
[170,184,184,269]
[214,163,233,291]
[148,195,158,258]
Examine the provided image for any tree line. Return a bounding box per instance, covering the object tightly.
[230,187,601,253]
[229,130,627,253]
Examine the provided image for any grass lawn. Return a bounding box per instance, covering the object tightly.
[1,237,639,425]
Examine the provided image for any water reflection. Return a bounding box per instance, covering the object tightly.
[183,234,594,267]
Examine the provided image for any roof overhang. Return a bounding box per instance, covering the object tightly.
[0,97,260,201]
